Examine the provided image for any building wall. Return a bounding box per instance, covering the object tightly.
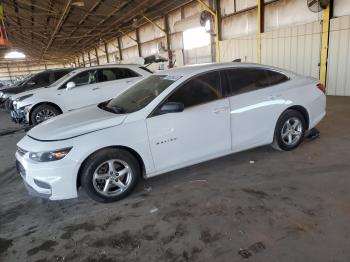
[0,62,67,82]
[327,15,350,96]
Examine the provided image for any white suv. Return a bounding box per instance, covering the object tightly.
[10,64,151,125]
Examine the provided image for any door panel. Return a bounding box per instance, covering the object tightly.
[229,89,284,151]
[222,68,291,151]
[58,69,99,111]
[58,82,100,111]
[146,98,231,171]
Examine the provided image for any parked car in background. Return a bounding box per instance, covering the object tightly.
[10,64,151,125]
[15,63,326,202]
[0,69,74,110]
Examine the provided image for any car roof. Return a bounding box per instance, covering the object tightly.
[72,64,142,72]
[156,63,293,77]
[45,68,75,72]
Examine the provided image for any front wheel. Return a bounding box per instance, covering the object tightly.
[30,104,61,125]
[80,148,140,203]
[272,109,306,151]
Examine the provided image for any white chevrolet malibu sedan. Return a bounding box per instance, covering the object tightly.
[16,63,326,203]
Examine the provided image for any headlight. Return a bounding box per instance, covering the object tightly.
[29,147,72,162]
[0,92,3,98]
[16,94,33,101]
[19,104,32,113]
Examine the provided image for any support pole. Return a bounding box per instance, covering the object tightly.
[88,50,92,66]
[143,15,173,67]
[104,42,110,63]
[117,37,123,61]
[95,47,100,65]
[320,4,331,86]
[196,0,220,62]
[257,0,264,64]
[135,28,142,57]
[164,14,173,68]
[81,53,86,67]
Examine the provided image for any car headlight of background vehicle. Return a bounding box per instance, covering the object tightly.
[19,104,32,114]
[0,91,3,98]
[29,147,72,162]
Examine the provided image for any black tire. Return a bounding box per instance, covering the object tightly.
[80,148,140,203]
[272,109,306,151]
[30,104,61,126]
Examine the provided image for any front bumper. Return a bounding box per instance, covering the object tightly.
[15,147,79,200]
[11,108,28,124]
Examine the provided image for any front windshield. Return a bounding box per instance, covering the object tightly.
[47,70,77,88]
[102,75,180,114]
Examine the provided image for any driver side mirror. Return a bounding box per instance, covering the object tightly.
[158,102,184,115]
[66,81,76,91]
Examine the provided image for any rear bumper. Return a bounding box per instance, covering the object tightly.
[309,93,326,129]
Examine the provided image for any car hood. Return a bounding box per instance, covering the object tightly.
[28,106,127,141]
[11,87,51,101]
[0,86,28,95]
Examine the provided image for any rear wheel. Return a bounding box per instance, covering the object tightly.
[80,148,140,203]
[30,104,61,125]
[272,109,306,151]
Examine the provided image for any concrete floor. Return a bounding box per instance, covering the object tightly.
[0,96,350,262]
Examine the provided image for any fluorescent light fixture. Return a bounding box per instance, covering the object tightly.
[183,27,211,50]
[5,51,26,59]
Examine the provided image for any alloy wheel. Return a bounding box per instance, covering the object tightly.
[92,159,132,197]
[281,117,303,146]
[35,109,57,123]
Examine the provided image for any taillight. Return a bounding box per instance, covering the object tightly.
[317,83,326,94]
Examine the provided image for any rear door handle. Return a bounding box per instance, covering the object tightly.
[213,106,229,114]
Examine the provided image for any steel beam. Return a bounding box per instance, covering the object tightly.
[40,0,72,60]
[104,42,110,63]
[95,48,100,65]
[117,37,123,61]
[257,0,264,64]
[320,3,331,86]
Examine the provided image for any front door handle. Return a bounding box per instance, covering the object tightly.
[92,87,100,91]
[213,106,229,114]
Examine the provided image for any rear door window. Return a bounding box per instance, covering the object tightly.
[223,68,270,96]
[265,70,289,86]
[98,68,140,83]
